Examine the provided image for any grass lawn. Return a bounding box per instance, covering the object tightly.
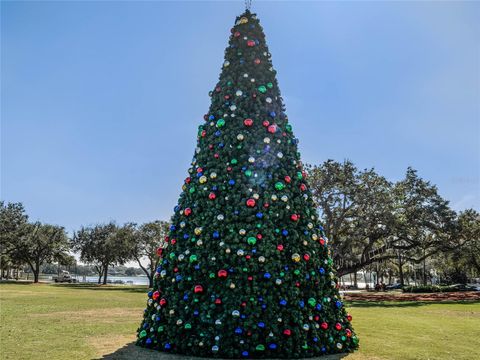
[0,283,478,360]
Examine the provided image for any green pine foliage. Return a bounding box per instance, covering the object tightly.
[136,10,359,358]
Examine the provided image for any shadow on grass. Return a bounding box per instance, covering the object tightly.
[52,283,149,293]
[346,300,480,308]
[0,280,34,285]
[97,343,348,360]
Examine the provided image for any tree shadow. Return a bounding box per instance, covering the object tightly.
[97,343,349,360]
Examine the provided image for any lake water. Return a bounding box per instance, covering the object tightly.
[72,275,150,285]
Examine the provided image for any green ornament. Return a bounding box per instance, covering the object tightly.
[247,236,257,245]
[157,326,164,332]
[189,254,198,263]
[256,344,265,351]
[275,182,285,190]
[189,187,195,193]
[169,252,175,259]
[216,119,225,127]
[209,273,215,278]
[258,85,267,93]
[185,323,192,330]
[245,170,252,177]
[296,171,303,179]
[294,269,300,275]
[307,298,316,307]
[139,330,147,338]
[267,82,273,88]
[285,124,292,132]
[231,159,238,165]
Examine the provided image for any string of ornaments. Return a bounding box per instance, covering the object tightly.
[136,10,359,358]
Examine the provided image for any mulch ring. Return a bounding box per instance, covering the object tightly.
[344,291,480,302]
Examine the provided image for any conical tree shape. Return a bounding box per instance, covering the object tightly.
[136,10,359,358]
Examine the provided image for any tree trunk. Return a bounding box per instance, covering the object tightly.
[398,253,404,286]
[102,264,108,285]
[353,272,358,288]
[423,250,427,286]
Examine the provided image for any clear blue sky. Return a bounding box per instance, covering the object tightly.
[2,0,479,234]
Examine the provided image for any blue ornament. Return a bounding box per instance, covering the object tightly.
[299,300,305,308]
[148,291,153,298]
[256,212,263,218]
[258,322,265,328]
[336,301,343,308]
[269,343,277,350]
[319,267,325,274]
[175,275,182,281]
[193,310,199,316]
[269,111,276,117]
[183,234,189,239]
[213,231,220,238]
[282,229,289,236]
[194,264,200,270]
[146,338,152,345]
[313,337,319,342]
[229,179,236,185]
[215,130,221,136]
[279,299,287,306]
[209,115,215,121]
[242,351,249,357]
[170,225,176,231]
[183,294,189,301]
[235,327,243,334]
[165,343,172,350]
[218,142,224,148]
[316,304,322,311]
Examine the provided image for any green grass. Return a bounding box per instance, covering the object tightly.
[0,283,478,360]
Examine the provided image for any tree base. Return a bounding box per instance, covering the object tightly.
[130,346,349,360]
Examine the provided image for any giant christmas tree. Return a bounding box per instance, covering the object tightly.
[136,9,359,358]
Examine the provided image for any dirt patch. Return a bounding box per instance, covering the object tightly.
[29,307,144,323]
[89,334,136,358]
[344,291,480,302]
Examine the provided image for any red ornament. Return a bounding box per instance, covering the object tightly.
[267,124,277,133]
[284,176,291,183]
[244,118,254,127]
[185,177,191,184]
[321,322,328,330]
[319,238,326,246]
[314,315,320,321]
[208,144,214,150]
[346,314,353,322]
[184,208,192,216]
[215,86,221,92]
[290,214,299,221]
[215,298,222,305]
[300,183,307,191]
[197,167,203,173]
[156,247,163,257]
[194,285,203,293]
[218,269,228,278]
[224,94,230,100]
[247,40,255,47]
[152,291,160,300]
[346,329,352,337]
[246,198,256,207]
[276,244,284,251]
[159,298,167,306]
[214,153,219,158]
[208,192,216,200]
[335,323,342,331]
[248,276,253,281]
[254,58,261,65]
[234,31,241,37]
[245,255,251,260]
[262,120,270,127]
[227,166,232,172]
[283,329,292,336]
[256,233,263,240]
[303,254,310,261]
[263,202,270,208]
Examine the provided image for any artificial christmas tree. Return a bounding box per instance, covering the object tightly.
[136,9,359,359]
